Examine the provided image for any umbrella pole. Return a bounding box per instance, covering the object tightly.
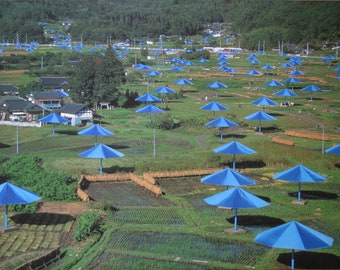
[259,120,262,133]
[52,124,55,136]
[4,205,8,229]
[298,182,301,202]
[234,208,238,231]
[220,128,222,141]
[100,158,103,175]
[153,128,156,158]
[233,154,236,170]
[291,249,295,270]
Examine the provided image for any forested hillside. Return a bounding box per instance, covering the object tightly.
[0,0,339,50]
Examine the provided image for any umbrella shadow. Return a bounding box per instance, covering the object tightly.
[0,143,10,148]
[227,215,285,226]
[10,212,75,226]
[277,251,340,269]
[55,130,79,135]
[220,134,247,139]
[257,126,283,133]
[103,165,135,174]
[222,159,266,169]
[288,190,339,200]
[106,143,130,150]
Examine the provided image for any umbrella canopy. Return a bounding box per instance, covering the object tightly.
[274,88,298,105]
[169,65,184,72]
[173,78,193,91]
[173,78,193,85]
[325,144,340,155]
[204,186,269,231]
[246,69,261,76]
[135,93,161,103]
[265,79,284,87]
[289,69,304,76]
[213,141,256,169]
[0,182,41,229]
[78,143,124,175]
[207,81,228,97]
[284,77,302,90]
[136,104,164,122]
[254,220,333,270]
[261,64,275,75]
[38,113,70,136]
[244,111,277,133]
[153,85,176,94]
[78,124,114,146]
[301,85,322,101]
[201,168,255,187]
[273,164,327,202]
[144,69,162,77]
[200,101,228,116]
[205,116,239,140]
[251,96,278,109]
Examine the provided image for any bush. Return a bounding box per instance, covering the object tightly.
[73,210,102,241]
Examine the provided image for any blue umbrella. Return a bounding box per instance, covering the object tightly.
[273,164,327,202]
[169,65,184,72]
[244,111,277,133]
[205,116,239,140]
[246,69,261,82]
[153,86,176,94]
[325,144,340,155]
[201,168,255,187]
[136,104,164,157]
[204,186,269,231]
[261,64,275,75]
[144,69,162,77]
[173,78,193,91]
[38,113,70,136]
[254,221,333,270]
[78,143,124,175]
[78,124,114,146]
[200,101,228,116]
[301,85,322,101]
[135,93,161,103]
[207,81,228,97]
[251,96,278,109]
[214,141,256,169]
[136,104,164,123]
[198,58,208,63]
[284,77,302,90]
[137,64,152,71]
[274,89,298,106]
[265,79,284,87]
[289,69,304,76]
[333,65,340,72]
[0,182,41,229]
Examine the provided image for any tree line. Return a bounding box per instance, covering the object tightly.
[0,0,339,50]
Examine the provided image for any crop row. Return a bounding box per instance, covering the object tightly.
[106,231,267,266]
[0,231,62,258]
[10,213,75,233]
[112,207,184,225]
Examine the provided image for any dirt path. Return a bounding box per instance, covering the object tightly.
[37,201,89,217]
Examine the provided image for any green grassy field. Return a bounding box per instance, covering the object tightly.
[0,45,340,269]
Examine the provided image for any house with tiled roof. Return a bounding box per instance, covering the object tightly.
[0,96,43,121]
[0,84,19,96]
[39,76,69,90]
[28,91,64,110]
[60,103,93,126]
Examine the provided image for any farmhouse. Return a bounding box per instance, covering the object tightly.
[0,96,43,121]
[60,103,93,126]
[39,76,69,90]
[28,91,64,111]
[0,84,19,96]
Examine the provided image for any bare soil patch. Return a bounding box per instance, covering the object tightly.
[37,201,89,217]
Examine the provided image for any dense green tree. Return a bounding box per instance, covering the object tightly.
[69,46,125,107]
